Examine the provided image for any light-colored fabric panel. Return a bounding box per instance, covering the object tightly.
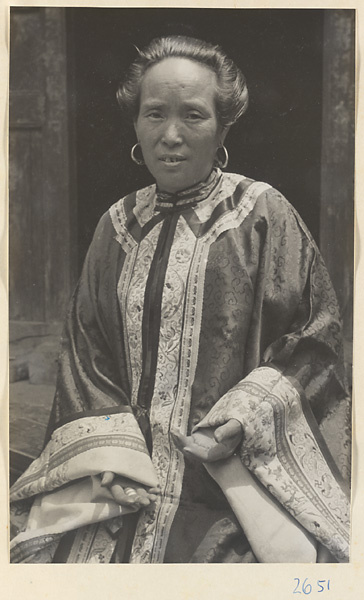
[205,455,317,563]
[195,366,350,562]
[10,411,158,501]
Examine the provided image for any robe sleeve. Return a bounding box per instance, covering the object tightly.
[47,212,131,432]
[10,211,159,563]
[195,190,351,562]
[10,213,158,555]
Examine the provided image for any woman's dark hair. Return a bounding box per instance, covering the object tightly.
[117,35,249,127]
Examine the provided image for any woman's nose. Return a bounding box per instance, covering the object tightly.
[162,120,183,146]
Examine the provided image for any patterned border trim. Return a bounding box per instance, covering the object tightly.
[285,373,350,494]
[196,366,350,561]
[66,523,118,563]
[117,245,139,387]
[201,181,271,244]
[150,237,210,562]
[146,179,268,563]
[134,185,157,227]
[263,383,349,539]
[52,405,133,430]
[109,195,137,252]
[10,533,62,563]
[128,220,196,563]
[10,412,149,499]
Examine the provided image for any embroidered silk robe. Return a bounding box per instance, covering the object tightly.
[10,172,351,563]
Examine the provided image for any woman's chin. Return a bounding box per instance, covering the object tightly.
[154,171,210,194]
[153,171,185,193]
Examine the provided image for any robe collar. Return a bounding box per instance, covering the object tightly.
[155,168,222,213]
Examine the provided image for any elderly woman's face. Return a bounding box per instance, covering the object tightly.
[134,57,227,193]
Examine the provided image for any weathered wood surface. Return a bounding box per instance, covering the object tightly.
[9,322,61,482]
[320,10,355,355]
[9,7,74,324]
[9,381,55,484]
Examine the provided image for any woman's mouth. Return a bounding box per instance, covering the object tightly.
[159,156,186,165]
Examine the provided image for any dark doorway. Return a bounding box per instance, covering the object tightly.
[66,8,324,268]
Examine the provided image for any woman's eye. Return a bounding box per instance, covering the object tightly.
[147,112,163,120]
[186,112,203,121]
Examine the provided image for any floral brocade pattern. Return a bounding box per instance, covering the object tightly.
[134,186,156,227]
[124,222,164,406]
[67,523,118,563]
[10,533,63,564]
[10,173,351,563]
[129,180,270,562]
[110,176,350,562]
[130,219,197,563]
[196,366,350,562]
[10,412,150,502]
[192,172,246,223]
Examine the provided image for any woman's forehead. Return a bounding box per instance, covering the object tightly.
[140,57,218,100]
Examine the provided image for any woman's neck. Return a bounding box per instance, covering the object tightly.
[155,168,221,209]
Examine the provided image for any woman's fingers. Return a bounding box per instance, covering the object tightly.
[110,481,141,506]
[100,471,115,487]
[134,487,151,506]
[104,475,160,507]
[124,486,140,502]
[100,472,160,507]
[184,446,210,461]
[147,493,158,502]
[171,429,210,461]
[214,419,243,443]
[170,430,190,452]
[146,486,160,502]
[172,429,217,461]
[171,422,244,463]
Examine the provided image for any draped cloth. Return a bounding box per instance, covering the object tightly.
[10,170,351,563]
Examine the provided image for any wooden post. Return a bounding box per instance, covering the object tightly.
[9,7,75,329]
[320,10,355,362]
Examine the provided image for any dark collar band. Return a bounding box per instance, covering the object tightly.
[155,168,222,212]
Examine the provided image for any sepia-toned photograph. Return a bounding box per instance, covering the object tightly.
[8,6,354,567]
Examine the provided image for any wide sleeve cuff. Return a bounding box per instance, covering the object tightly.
[195,366,350,562]
[10,407,158,502]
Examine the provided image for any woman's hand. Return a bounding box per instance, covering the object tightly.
[100,471,159,508]
[171,419,243,463]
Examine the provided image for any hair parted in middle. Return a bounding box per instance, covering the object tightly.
[117,35,249,128]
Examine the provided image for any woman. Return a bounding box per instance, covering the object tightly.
[10,36,351,564]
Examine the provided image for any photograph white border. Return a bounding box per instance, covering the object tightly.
[1,1,362,599]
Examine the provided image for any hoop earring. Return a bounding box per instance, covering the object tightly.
[131,143,144,166]
[215,145,229,169]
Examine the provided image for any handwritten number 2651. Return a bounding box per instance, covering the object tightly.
[293,578,330,594]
